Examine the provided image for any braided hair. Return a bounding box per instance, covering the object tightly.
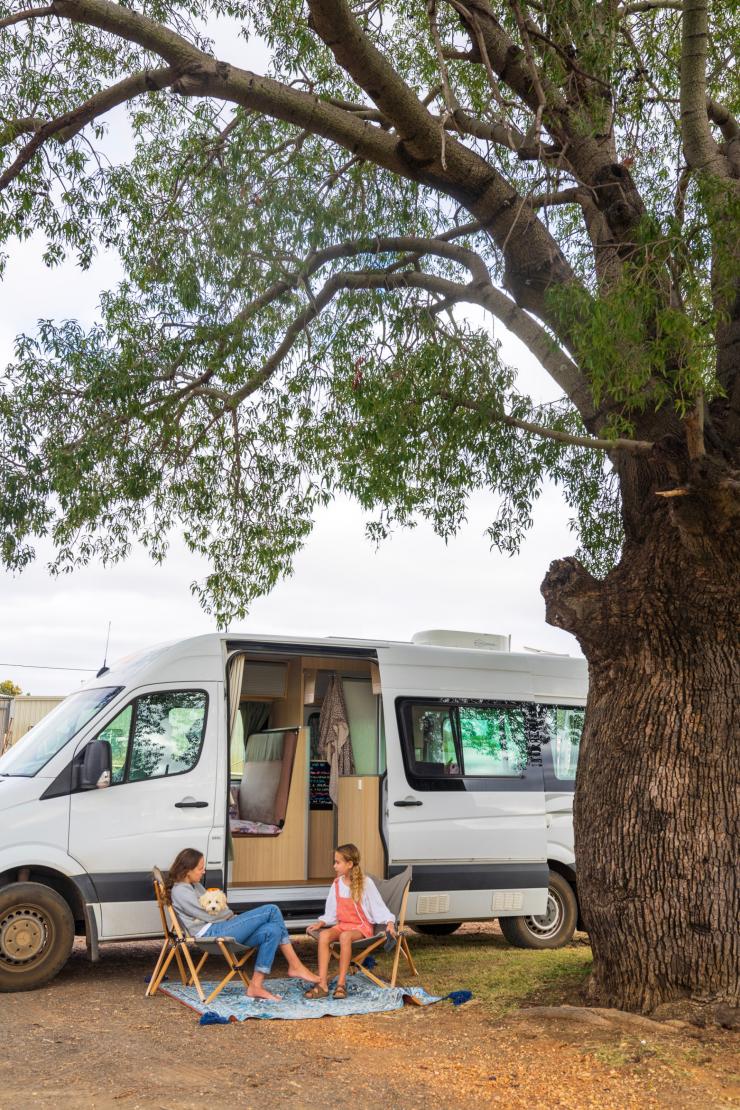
[336,842,365,903]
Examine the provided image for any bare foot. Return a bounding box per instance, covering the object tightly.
[247,986,282,1002]
[288,965,320,983]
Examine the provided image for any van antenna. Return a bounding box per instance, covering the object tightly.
[96,622,112,678]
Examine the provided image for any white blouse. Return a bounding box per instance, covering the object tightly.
[321,876,394,926]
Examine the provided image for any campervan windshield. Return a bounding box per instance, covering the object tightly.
[0,686,120,776]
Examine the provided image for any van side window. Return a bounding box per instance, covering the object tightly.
[397,697,546,790]
[95,690,208,784]
[544,706,583,781]
[458,706,528,776]
[98,705,133,784]
[410,705,459,775]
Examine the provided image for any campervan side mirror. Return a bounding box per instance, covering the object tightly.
[79,740,112,790]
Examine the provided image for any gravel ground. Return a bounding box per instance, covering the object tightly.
[0,931,737,1109]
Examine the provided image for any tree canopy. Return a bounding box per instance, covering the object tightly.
[2,0,736,622]
[1,0,739,1014]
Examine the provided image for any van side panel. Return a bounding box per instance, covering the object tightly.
[378,644,556,920]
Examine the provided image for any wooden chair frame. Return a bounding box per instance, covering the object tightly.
[146,871,255,1005]
[329,878,419,990]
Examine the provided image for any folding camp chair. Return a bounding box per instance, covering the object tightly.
[146,867,255,1005]
[329,865,419,989]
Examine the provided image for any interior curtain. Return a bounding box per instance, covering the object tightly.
[318,672,355,804]
[242,701,271,746]
[225,653,245,865]
[228,654,245,739]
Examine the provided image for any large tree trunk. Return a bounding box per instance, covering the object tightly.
[542,453,739,1012]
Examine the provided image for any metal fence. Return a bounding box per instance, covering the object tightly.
[0,697,12,754]
[0,695,65,754]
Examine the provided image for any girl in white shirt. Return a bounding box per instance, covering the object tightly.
[305,842,395,999]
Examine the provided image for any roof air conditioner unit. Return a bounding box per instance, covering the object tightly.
[411,630,511,651]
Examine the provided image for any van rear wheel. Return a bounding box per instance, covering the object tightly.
[412,922,462,936]
[0,882,75,992]
[498,871,577,949]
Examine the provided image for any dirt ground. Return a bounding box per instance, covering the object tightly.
[1,929,738,1110]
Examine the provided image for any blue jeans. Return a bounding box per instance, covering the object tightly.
[204,904,290,974]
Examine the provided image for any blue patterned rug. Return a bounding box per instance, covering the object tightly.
[160,974,442,1021]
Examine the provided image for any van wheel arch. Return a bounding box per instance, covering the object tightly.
[0,868,87,932]
[546,860,582,932]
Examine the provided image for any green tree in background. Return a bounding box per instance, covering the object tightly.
[0,0,737,1011]
[0,680,22,697]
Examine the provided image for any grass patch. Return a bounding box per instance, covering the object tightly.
[369,927,593,1016]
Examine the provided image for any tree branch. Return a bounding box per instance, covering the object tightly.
[679,0,727,175]
[195,261,621,451]
[530,187,585,208]
[618,0,683,13]
[52,0,412,178]
[0,66,182,192]
[221,237,591,418]
[307,0,443,165]
[706,99,740,174]
[706,99,740,143]
[442,107,562,160]
[0,4,54,29]
[448,0,648,250]
[439,391,654,453]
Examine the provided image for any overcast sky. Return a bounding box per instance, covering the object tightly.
[1,28,584,696]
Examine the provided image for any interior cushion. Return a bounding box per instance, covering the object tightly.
[238,760,282,824]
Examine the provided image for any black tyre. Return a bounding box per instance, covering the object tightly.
[0,882,75,992]
[412,922,462,936]
[498,871,578,949]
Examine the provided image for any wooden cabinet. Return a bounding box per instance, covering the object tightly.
[337,776,385,878]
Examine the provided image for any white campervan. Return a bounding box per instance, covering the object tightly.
[0,630,585,991]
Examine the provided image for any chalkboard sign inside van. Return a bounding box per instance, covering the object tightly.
[309,760,332,810]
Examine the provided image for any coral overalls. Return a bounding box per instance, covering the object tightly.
[334,879,374,938]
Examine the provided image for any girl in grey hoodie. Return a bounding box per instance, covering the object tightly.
[167,847,318,1000]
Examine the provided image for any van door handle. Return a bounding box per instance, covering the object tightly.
[394,798,423,807]
[175,800,209,808]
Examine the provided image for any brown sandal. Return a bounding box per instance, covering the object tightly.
[333,984,347,1000]
[304,985,329,999]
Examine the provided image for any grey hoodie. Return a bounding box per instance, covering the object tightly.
[170,881,233,936]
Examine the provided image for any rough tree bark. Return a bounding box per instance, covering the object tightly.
[543,446,740,1011]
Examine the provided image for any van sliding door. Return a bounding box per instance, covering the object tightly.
[377,645,548,916]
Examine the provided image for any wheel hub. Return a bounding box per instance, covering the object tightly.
[524,890,563,940]
[0,908,49,964]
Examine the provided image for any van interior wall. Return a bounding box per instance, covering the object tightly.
[231,653,385,887]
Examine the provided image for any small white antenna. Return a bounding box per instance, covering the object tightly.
[97,622,112,677]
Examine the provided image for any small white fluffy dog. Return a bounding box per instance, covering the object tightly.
[199,888,228,914]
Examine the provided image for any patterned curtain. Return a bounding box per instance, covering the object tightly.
[318,672,355,804]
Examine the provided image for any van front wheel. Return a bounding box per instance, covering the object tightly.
[498,872,577,949]
[0,882,75,992]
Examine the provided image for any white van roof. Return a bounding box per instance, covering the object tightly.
[85,630,585,696]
